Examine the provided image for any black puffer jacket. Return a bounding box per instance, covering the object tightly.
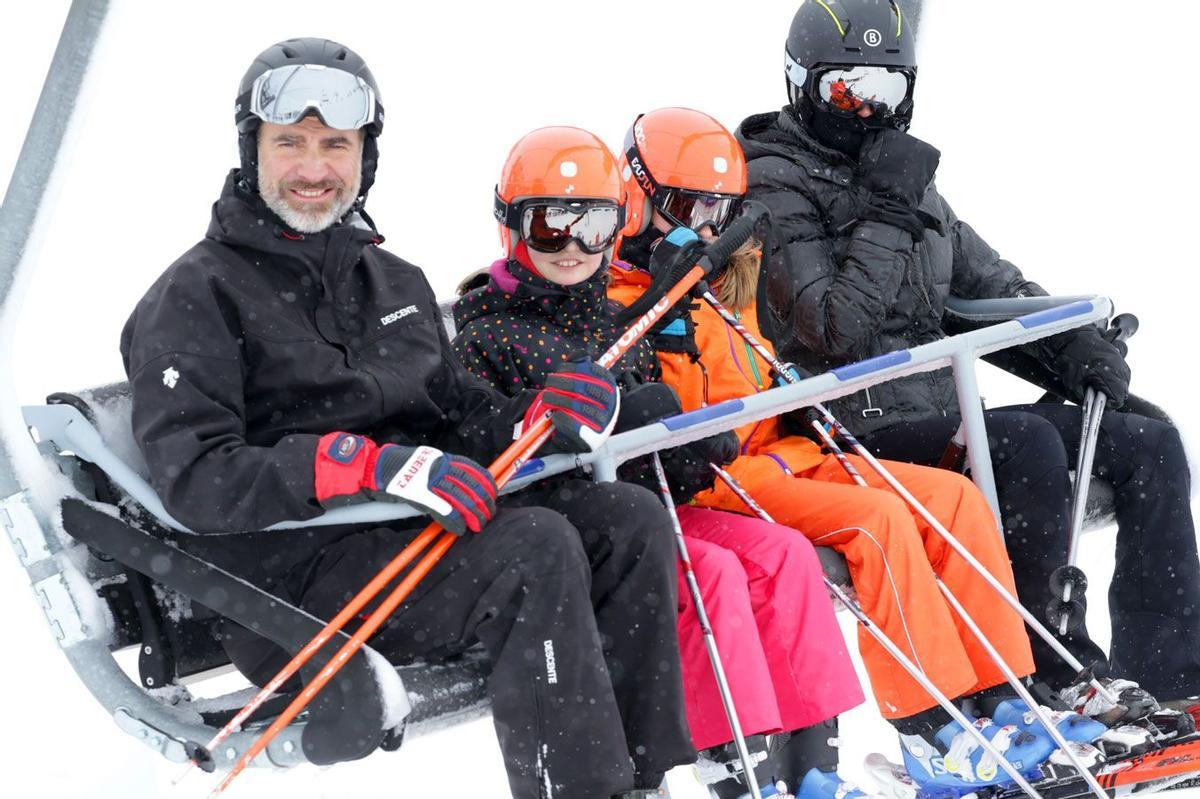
[121,171,530,551]
[737,107,1047,436]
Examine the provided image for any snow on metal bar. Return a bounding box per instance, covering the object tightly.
[831,351,913,381]
[1016,300,1095,330]
[661,400,745,431]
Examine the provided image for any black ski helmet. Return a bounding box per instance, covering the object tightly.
[234,37,385,203]
[785,0,917,131]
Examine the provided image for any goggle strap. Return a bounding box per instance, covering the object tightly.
[500,196,627,232]
[623,115,664,202]
[494,189,517,228]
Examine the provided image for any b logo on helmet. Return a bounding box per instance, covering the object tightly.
[864,28,882,47]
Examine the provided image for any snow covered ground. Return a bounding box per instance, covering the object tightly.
[1,1,1199,796]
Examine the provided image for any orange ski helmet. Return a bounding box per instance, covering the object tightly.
[495,126,626,259]
[619,107,747,237]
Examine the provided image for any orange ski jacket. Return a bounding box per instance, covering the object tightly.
[608,263,826,480]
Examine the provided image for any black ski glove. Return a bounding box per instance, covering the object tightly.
[615,379,686,433]
[615,379,739,503]
[858,129,944,239]
[647,226,705,318]
[658,429,740,503]
[1042,326,1131,408]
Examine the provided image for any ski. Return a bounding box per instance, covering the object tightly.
[867,733,1200,799]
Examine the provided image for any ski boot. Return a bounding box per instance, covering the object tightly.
[992,698,1110,766]
[863,753,951,799]
[729,782,792,799]
[1059,669,1195,744]
[797,768,882,799]
[698,735,775,799]
[899,716,1055,795]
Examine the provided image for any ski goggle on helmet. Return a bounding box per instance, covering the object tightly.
[787,54,914,123]
[494,197,623,255]
[620,108,747,238]
[240,63,378,130]
[494,126,627,258]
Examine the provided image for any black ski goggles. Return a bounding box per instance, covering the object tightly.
[238,63,380,131]
[495,195,625,254]
[655,187,743,235]
[787,55,914,122]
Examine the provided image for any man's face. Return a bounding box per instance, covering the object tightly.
[257,116,364,233]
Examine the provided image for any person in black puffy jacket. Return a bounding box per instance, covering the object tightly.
[119,38,694,799]
[738,2,1200,706]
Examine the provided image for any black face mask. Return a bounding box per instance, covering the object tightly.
[794,93,913,159]
[808,108,870,156]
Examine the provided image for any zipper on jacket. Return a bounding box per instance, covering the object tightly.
[862,386,883,418]
[734,311,766,389]
[698,358,711,407]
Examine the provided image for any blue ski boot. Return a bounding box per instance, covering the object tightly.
[899,716,1055,795]
[992,698,1107,768]
[992,698,1107,743]
[797,768,882,799]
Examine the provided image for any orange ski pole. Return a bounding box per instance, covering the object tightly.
[210,205,769,794]
[211,419,552,796]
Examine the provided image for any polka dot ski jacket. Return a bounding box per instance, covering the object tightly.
[451,258,660,394]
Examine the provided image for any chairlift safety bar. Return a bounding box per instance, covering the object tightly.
[20,295,1112,532]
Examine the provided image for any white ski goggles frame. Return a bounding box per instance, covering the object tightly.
[247,63,377,131]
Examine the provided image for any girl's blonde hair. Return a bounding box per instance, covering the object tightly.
[713,238,762,312]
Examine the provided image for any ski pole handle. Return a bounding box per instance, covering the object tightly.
[1107,312,1138,344]
[698,200,770,276]
[613,202,771,328]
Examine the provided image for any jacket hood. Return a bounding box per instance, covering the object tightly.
[736,107,853,168]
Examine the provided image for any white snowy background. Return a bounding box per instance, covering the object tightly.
[2,1,1199,797]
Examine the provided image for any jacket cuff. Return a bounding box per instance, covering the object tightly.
[314,432,379,503]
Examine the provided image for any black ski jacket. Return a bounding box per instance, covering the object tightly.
[737,108,1049,436]
[121,171,530,543]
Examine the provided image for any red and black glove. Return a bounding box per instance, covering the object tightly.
[314,433,498,534]
[521,357,620,453]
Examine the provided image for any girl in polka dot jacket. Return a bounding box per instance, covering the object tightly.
[450,124,863,794]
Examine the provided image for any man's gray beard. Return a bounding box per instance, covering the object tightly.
[260,172,363,234]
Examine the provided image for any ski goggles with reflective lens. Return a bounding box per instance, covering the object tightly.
[240,64,379,131]
[495,195,625,254]
[786,53,914,122]
[814,65,913,119]
[655,188,743,235]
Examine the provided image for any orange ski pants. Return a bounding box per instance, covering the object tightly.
[698,450,1035,719]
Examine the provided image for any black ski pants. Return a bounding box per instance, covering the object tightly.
[286,479,694,799]
[859,404,1200,698]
